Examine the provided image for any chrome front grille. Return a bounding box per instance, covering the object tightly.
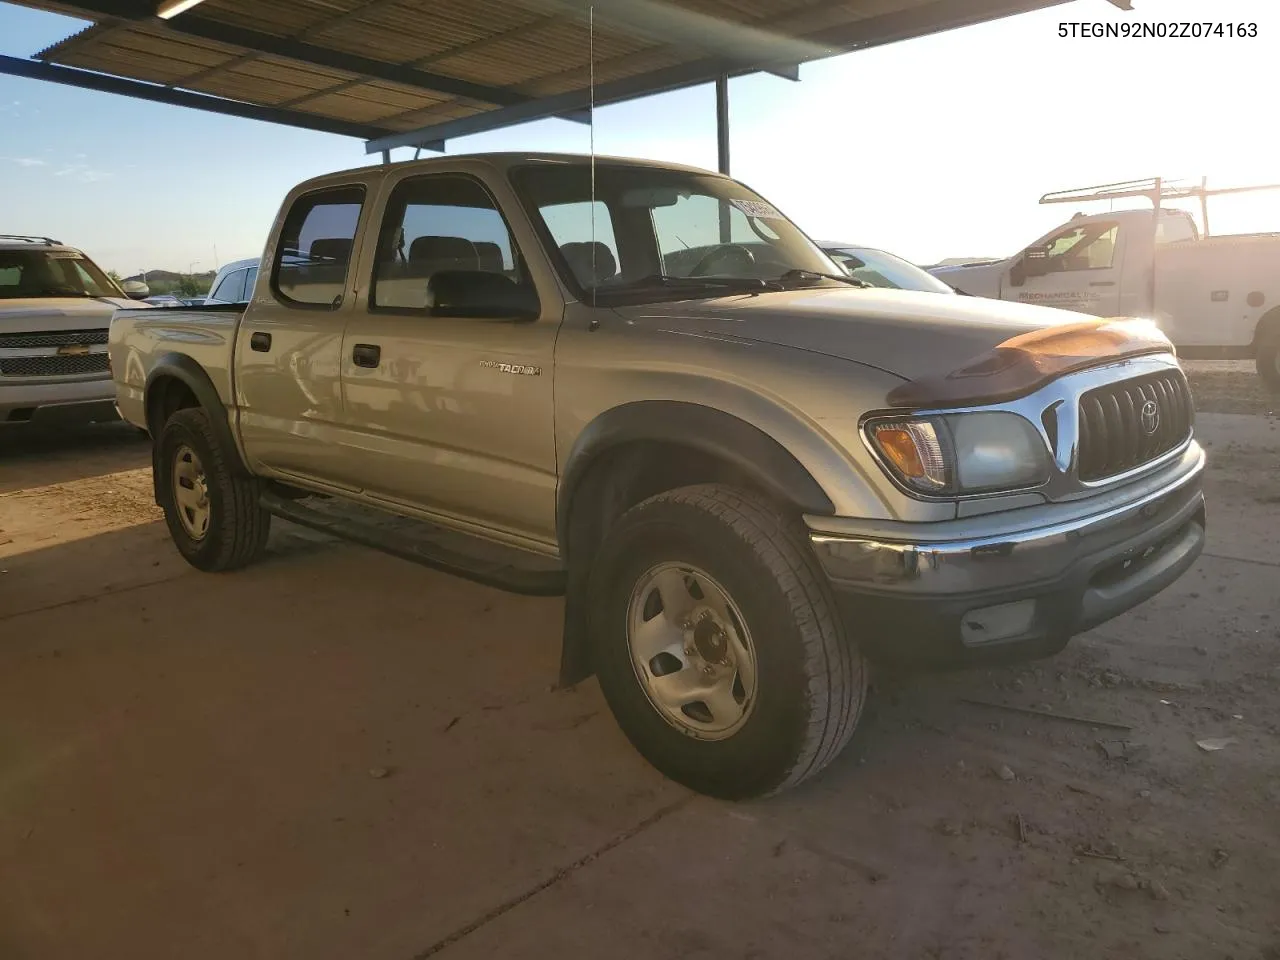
[1077,370,1194,482]
[0,329,108,349]
[0,353,109,377]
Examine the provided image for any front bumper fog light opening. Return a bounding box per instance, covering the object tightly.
[960,599,1037,646]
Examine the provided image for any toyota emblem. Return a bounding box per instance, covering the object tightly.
[1140,399,1161,436]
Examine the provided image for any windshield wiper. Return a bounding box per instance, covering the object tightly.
[778,268,872,289]
[626,274,785,292]
[591,274,786,304]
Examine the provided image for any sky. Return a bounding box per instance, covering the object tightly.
[1,0,1279,275]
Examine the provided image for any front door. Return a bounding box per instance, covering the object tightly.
[234,180,377,484]
[1007,218,1124,316]
[334,171,560,546]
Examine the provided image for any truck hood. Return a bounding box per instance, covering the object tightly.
[0,297,142,333]
[611,287,1092,382]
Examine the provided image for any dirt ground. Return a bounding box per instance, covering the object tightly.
[1183,360,1278,418]
[1,389,1278,960]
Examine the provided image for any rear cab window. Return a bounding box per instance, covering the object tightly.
[272,185,365,307]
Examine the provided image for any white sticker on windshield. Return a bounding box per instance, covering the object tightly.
[46,250,82,259]
[729,198,783,220]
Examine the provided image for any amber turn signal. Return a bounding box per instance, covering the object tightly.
[868,420,950,492]
[876,427,925,477]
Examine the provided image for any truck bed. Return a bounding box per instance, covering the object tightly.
[108,303,246,430]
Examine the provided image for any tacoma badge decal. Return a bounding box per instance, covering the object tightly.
[480,360,542,376]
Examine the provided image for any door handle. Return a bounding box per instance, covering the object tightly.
[1090,281,1116,288]
[352,343,381,368]
[249,331,272,352]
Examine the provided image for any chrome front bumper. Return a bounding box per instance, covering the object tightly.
[806,443,1206,665]
[0,375,118,425]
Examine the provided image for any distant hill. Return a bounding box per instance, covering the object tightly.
[125,269,216,284]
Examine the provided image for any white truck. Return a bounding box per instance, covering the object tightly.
[929,179,1280,389]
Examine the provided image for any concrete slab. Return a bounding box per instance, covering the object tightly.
[0,531,684,960]
[0,403,1276,960]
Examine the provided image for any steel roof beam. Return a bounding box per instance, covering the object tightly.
[0,53,395,140]
[36,0,533,107]
[270,13,590,125]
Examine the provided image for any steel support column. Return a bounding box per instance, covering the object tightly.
[715,74,730,175]
[716,74,730,242]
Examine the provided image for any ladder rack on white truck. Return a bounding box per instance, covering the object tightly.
[1039,176,1280,240]
[930,177,1280,390]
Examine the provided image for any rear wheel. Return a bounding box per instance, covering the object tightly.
[1257,329,1280,391]
[156,407,270,571]
[590,485,867,799]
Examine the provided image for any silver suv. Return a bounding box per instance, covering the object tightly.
[204,257,259,305]
[0,235,140,427]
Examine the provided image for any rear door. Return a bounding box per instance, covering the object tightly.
[333,170,560,544]
[1007,218,1124,316]
[233,180,377,484]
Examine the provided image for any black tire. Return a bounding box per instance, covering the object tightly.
[156,407,270,572]
[1257,329,1280,392]
[589,484,867,799]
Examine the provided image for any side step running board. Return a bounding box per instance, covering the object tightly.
[259,489,566,597]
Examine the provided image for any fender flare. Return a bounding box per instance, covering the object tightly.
[144,354,250,486]
[554,400,836,688]
[555,400,834,552]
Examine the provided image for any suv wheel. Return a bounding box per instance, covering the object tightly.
[590,485,867,799]
[156,407,270,571]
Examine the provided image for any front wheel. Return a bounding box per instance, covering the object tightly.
[156,407,270,572]
[590,485,867,799]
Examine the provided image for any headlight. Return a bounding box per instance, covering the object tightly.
[868,412,1049,496]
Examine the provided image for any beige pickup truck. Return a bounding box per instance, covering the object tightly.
[109,153,1206,799]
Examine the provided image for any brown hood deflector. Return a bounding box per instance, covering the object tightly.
[885,318,1173,408]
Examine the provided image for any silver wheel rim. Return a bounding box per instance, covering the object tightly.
[172,444,211,541]
[626,562,758,740]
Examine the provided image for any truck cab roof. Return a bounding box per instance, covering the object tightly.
[291,151,730,195]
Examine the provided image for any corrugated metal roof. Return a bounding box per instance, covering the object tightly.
[6,0,1070,146]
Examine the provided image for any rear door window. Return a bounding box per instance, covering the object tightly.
[274,185,365,307]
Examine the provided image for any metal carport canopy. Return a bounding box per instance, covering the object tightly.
[3,0,1071,164]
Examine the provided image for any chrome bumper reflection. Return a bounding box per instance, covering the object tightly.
[811,448,1205,595]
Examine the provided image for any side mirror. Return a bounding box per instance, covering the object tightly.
[1020,245,1051,279]
[425,270,539,320]
[122,280,150,300]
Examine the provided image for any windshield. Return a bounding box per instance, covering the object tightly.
[510,163,845,304]
[824,246,955,294]
[0,249,123,300]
